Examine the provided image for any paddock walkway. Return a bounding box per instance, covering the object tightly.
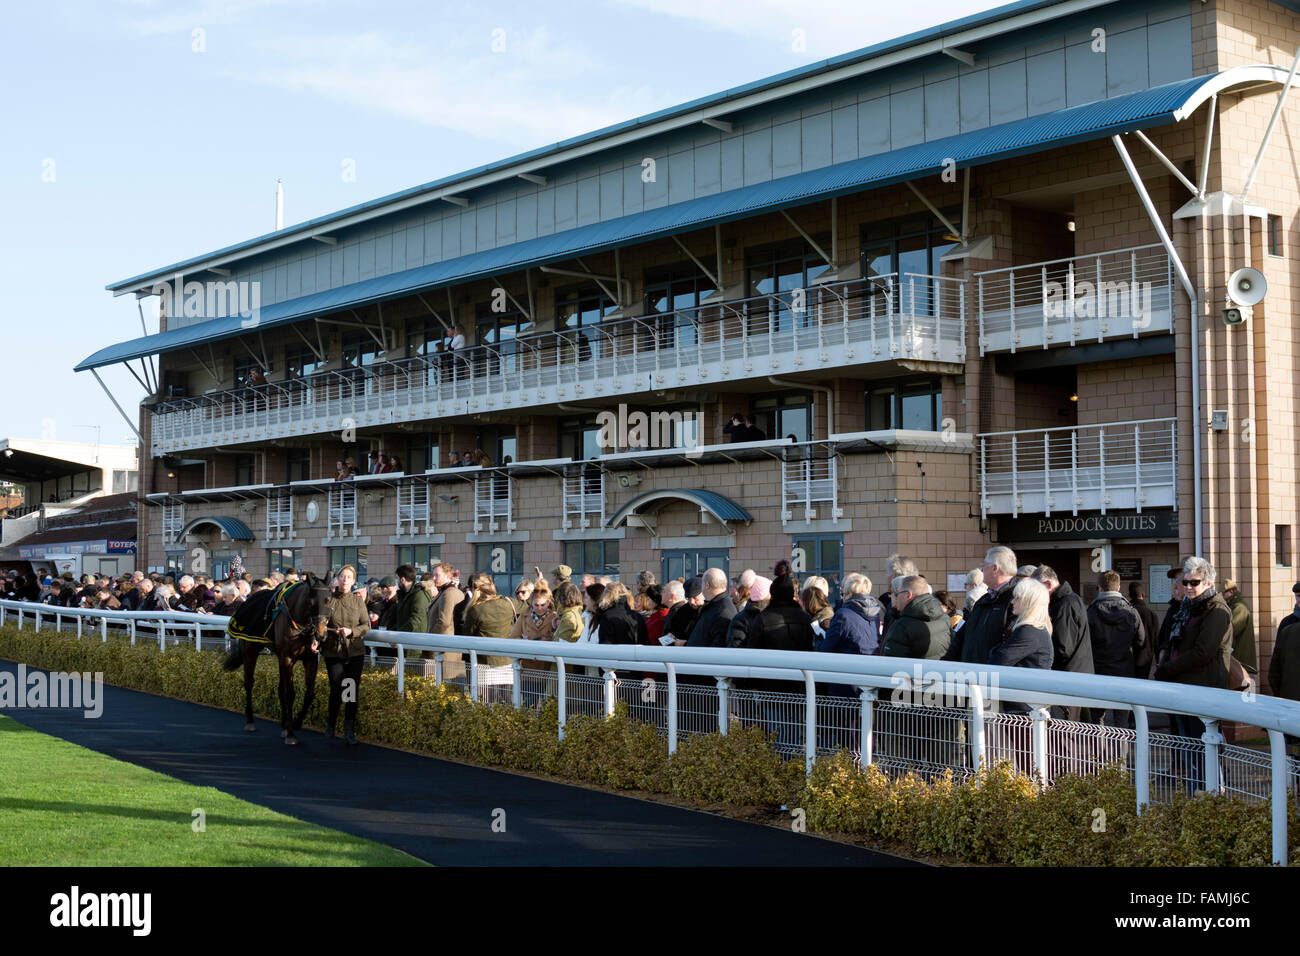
[0,661,914,866]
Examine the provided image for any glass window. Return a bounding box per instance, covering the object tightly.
[475,427,516,466]
[644,265,715,350]
[406,320,445,358]
[407,435,439,474]
[865,378,943,432]
[860,215,959,315]
[754,393,812,443]
[559,417,603,460]
[327,546,367,580]
[792,535,844,602]
[285,449,311,484]
[268,548,301,574]
[234,454,256,486]
[476,304,533,377]
[474,542,524,595]
[1269,214,1284,257]
[555,285,617,361]
[746,240,832,334]
[284,343,324,379]
[1277,525,1292,568]
[659,549,728,582]
[397,544,438,574]
[342,332,383,369]
[563,540,620,581]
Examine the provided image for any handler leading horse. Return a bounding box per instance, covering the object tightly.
[221,575,332,745]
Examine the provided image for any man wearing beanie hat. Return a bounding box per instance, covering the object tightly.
[746,571,816,745]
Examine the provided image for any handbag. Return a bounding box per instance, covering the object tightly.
[1227,655,1256,693]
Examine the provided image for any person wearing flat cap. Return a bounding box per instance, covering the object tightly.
[1221,578,1256,674]
[551,564,572,590]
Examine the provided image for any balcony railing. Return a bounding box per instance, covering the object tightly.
[328,483,357,537]
[781,444,842,525]
[146,274,966,455]
[396,476,430,536]
[562,468,604,530]
[977,418,1176,518]
[265,493,293,539]
[474,470,514,533]
[161,501,184,544]
[975,244,1173,355]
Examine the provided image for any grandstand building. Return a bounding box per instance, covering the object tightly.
[82,0,1300,665]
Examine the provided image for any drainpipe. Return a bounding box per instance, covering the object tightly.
[769,376,833,438]
[1112,134,1202,554]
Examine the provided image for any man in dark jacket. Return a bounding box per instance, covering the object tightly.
[817,573,885,699]
[596,584,647,645]
[665,577,702,643]
[394,565,429,634]
[946,546,1017,664]
[881,575,950,660]
[686,568,735,648]
[1088,571,1146,728]
[1268,583,1300,749]
[1128,582,1160,678]
[1033,566,1092,720]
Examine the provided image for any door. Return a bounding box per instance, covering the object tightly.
[661,549,729,583]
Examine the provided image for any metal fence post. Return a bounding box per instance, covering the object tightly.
[968,681,986,771]
[556,658,567,741]
[1029,706,1050,786]
[1269,729,1289,866]
[512,659,523,710]
[100,617,108,643]
[1202,718,1223,792]
[76,614,83,639]
[859,687,876,768]
[1133,704,1150,813]
[803,670,816,776]
[603,668,617,717]
[469,650,479,703]
[434,651,444,688]
[396,645,405,696]
[35,608,41,631]
[666,662,678,755]
[129,619,136,645]
[194,621,202,651]
[715,676,730,734]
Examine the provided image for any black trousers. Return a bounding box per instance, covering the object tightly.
[326,655,364,724]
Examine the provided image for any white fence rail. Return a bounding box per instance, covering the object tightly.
[4,599,1297,864]
[562,470,604,529]
[978,418,1177,518]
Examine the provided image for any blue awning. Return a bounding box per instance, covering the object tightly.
[179,515,255,541]
[607,489,752,528]
[78,72,1220,373]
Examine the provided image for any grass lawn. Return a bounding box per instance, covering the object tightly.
[0,715,426,866]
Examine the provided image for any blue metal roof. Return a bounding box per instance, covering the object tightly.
[607,489,753,528]
[179,515,255,541]
[106,0,1113,294]
[78,72,1216,373]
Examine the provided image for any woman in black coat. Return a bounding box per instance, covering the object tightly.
[744,575,815,750]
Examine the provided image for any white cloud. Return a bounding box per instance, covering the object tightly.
[114,0,323,36]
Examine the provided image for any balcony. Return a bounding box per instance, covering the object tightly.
[395,476,430,536]
[474,470,515,533]
[161,501,184,544]
[562,467,605,530]
[146,274,966,455]
[977,418,1176,518]
[781,444,842,526]
[265,493,293,539]
[975,245,1172,355]
[328,483,357,537]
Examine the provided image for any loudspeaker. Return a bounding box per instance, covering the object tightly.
[1227,267,1267,307]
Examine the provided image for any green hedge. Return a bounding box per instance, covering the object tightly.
[1,624,1294,866]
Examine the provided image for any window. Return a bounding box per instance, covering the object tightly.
[1269,214,1284,257]
[474,542,524,595]
[397,544,439,574]
[285,449,311,484]
[342,331,384,369]
[284,343,324,379]
[556,285,617,361]
[268,548,301,574]
[233,353,268,388]
[563,540,620,581]
[861,215,959,315]
[746,240,832,334]
[407,434,439,474]
[165,552,186,576]
[406,320,444,358]
[660,549,728,583]
[234,454,256,486]
[559,417,603,461]
[112,470,139,494]
[865,377,944,431]
[476,427,516,466]
[644,264,715,349]
[755,393,813,443]
[476,304,533,377]
[328,546,367,580]
[792,535,844,602]
[1278,525,1292,568]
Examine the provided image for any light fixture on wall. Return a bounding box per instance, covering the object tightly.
[1069,392,1078,403]
[1067,220,1076,232]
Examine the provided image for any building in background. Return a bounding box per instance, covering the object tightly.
[79,0,1300,669]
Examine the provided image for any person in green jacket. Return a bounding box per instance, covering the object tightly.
[460,572,518,666]
[395,567,432,635]
[1223,579,1256,673]
[323,565,371,745]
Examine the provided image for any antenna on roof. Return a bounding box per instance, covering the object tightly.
[275,178,284,231]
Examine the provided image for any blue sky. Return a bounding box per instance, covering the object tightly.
[0,0,998,447]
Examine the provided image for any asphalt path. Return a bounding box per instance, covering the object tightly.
[0,660,917,866]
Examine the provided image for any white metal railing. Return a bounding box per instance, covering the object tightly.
[146,274,967,456]
[161,501,184,544]
[328,483,357,537]
[5,598,1298,865]
[265,494,293,539]
[781,444,842,525]
[562,469,604,529]
[474,470,514,533]
[977,418,1177,518]
[396,476,430,536]
[975,244,1173,355]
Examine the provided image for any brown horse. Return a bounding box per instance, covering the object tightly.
[221,575,332,745]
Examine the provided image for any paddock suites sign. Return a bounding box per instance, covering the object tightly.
[996,510,1178,541]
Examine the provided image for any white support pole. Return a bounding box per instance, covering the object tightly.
[803,670,817,776]
[716,676,730,734]
[1133,704,1151,813]
[556,658,567,740]
[1029,706,1050,787]
[1269,729,1289,866]
[194,621,201,651]
[434,650,444,688]
[859,688,876,768]
[101,617,108,643]
[397,645,405,696]
[603,668,617,718]
[512,659,523,710]
[469,649,479,703]
[666,663,678,755]
[1202,718,1223,792]
[969,681,986,771]
[1243,44,1300,200]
